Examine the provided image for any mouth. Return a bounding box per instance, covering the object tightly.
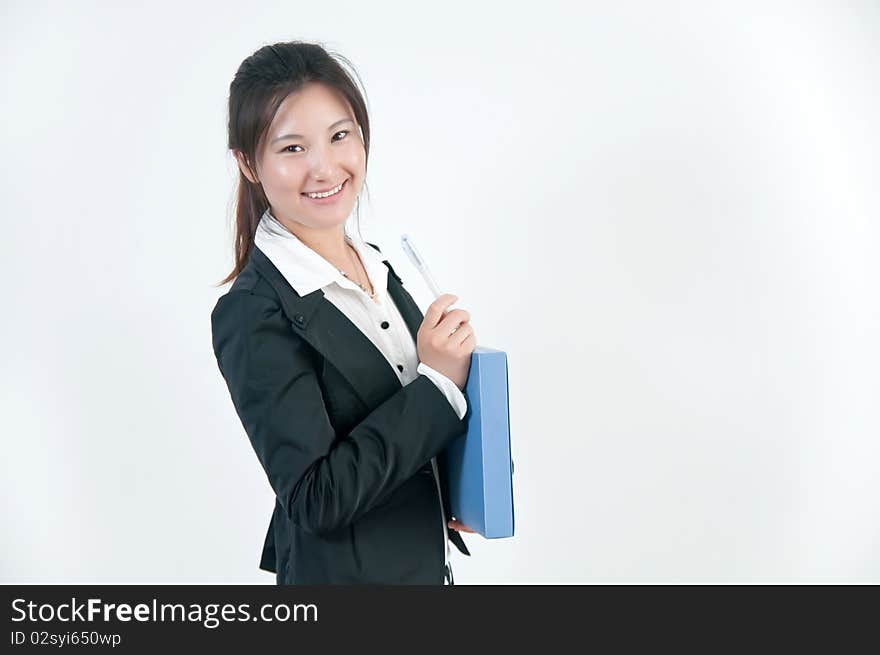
[301,178,350,204]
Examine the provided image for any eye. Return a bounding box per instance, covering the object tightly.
[281,131,349,153]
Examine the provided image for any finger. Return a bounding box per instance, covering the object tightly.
[448,519,476,533]
[452,321,474,347]
[458,331,475,349]
[424,294,458,330]
[436,309,471,336]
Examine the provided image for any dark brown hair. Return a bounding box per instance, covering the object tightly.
[217,41,371,286]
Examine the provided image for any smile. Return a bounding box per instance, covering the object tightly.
[302,178,348,200]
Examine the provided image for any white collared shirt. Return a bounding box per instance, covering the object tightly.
[253,208,463,573]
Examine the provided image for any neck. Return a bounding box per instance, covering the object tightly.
[272,212,350,267]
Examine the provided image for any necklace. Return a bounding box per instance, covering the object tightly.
[337,242,376,300]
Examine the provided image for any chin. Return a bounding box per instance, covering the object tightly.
[304,212,352,230]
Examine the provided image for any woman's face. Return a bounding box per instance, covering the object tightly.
[238,82,366,233]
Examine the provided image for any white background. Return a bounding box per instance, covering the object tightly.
[2,0,878,583]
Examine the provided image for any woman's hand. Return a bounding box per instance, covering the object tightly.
[417,294,476,391]
[447,518,476,533]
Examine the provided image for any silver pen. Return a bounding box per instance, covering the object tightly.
[400,234,444,300]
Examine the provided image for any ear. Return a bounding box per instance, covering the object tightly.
[233,150,259,184]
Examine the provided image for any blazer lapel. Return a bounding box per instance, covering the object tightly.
[380,257,423,343]
[248,245,419,411]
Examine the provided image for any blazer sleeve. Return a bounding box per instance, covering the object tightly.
[211,288,468,537]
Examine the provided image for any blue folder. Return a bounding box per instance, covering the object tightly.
[443,347,514,538]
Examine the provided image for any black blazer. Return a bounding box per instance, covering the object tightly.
[211,243,471,585]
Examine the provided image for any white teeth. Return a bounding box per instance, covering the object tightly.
[305,181,344,199]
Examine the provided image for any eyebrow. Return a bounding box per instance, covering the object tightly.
[271,118,354,144]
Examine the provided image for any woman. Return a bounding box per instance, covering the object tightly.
[211,41,476,584]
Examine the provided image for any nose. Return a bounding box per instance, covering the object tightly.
[306,142,337,181]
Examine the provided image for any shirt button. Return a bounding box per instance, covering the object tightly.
[397,364,404,372]
[380,321,389,329]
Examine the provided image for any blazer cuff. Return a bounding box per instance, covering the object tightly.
[417,362,467,420]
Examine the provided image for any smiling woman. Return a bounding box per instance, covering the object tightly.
[211,41,477,586]
[236,85,364,230]
[221,44,372,283]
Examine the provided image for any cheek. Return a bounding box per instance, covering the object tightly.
[345,145,367,175]
[270,161,305,190]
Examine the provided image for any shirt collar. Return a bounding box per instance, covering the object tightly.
[253,208,389,299]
